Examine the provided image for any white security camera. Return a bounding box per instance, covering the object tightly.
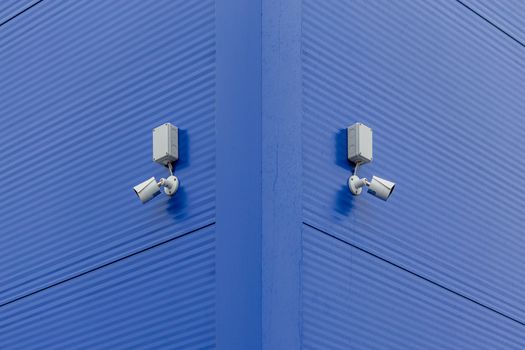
[134,177,161,204]
[367,176,395,201]
[134,175,180,204]
[348,175,395,201]
[134,123,181,204]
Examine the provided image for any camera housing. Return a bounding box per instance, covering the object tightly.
[367,176,395,201]
[134,177,161,203]
[348,175,395,201]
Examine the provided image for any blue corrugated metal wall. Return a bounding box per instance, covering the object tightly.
[462,0,525,43]
[0,226,216,349]
[0,1,38,25]
[0,1,216,348]
[302,225,525,349]
[302,0,525,348]
[2,0,524,349]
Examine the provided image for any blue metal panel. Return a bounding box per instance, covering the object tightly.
[302,0,525,325]
[302,225,525,350]
[462,0,525,43]
[215,0,262,348]
[0,225,216,350]
[0,0,37,24]
[0,0,215,308]
[261,0,302,348]
[1,0,524,348]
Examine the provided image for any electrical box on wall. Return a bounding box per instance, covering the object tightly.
[153,123,179,165]
[347,123,373,164]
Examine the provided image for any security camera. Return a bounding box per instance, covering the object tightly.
[134,123,181,204]
[134,175,180,204]
[134,177,161,203]
[348,175,395,201]
[367,176,395,201]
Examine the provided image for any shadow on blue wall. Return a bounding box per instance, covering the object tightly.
[334,128,355,216]
[175,128,190,171]
[166,185,188,218]
[335,128,349,170]
[165,128,189,218]
[335,184,355,217]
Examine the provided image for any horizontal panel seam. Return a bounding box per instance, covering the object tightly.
[0,0,44,27]
[303,221,525,328]
[456,0,525,49]
[0,221,216,309]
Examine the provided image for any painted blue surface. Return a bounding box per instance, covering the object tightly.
[215,0,262,348]
[0,225,216,349]
[0,0,217,348]
[302,0,525,330]
[1,0,524,349]
[261,0,302,348]
[0,0,38,24]
[302,224,525,350]
[463,0,525,43]
[0,0,215,304]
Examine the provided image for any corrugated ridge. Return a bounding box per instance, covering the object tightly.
[0,224,216,349]
[0,0,40,26]
[0,0,216,307]
[302,224,525,349]
[0,222,215,308]
[304,222,525,327]
[302,0,525,324]
[460,0,525,46]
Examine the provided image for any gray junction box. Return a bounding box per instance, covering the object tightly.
[153,123,179,165]
[347,123,373,164]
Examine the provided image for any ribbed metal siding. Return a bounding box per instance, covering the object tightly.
[463,0,525,43]
[0,0,36,24]
[0,0,215,318]
[302,225,525,350]
[302,0,525,331]
[0,225,216,349]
